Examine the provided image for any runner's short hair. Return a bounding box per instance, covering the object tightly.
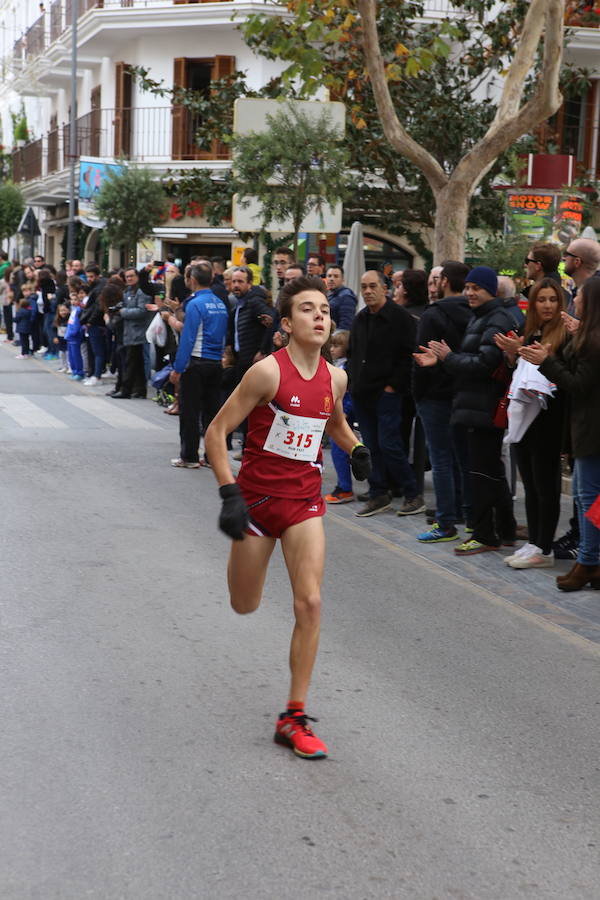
[279,275,328,320]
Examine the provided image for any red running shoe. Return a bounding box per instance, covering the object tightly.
[274,711,328,759]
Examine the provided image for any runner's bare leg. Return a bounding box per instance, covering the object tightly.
[280,517,326,704]
[228,535,276,614]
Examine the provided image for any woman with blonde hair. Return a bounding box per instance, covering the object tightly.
[496,278,567,569]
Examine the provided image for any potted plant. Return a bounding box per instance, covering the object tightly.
[11,106,29,148]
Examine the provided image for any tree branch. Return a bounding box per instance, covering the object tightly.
[451,0,565,194]
[357,0,448,193]
[494,0,552,122]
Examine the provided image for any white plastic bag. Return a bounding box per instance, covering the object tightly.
[146,311,167,348]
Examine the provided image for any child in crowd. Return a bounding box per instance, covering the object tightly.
[14,295,33,358]
[77,283,92,377]
[54,303,70,372]
[65,294,85,380]
[324,329,355,504]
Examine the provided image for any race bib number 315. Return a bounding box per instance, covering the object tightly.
[264,409,326,462]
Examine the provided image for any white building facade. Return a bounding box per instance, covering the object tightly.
[1,1,599,267]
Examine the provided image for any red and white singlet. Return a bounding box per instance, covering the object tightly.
[237,348,334,500]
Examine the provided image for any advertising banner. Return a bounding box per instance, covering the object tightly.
[505,191,584,243]
[78,158,124,226]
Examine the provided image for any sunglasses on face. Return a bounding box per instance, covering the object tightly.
[563,251,579,260]
[524,257,538,265]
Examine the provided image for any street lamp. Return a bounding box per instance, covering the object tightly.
[66,0,78,262]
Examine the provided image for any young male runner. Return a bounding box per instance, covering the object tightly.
[204,275,371,758]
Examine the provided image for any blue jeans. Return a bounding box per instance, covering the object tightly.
[43,312,56,353]
[354,390,418,500]
[67,340,84,377]
[87,325,106,378]
[573,456,600,565]
[330,438,352,492]
[417,398,471,530]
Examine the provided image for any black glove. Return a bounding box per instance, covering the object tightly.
[218,483,249,540]
[350,443,371,481]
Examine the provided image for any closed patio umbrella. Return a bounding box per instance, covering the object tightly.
[343,220,366,310]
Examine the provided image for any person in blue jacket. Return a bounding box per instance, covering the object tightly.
[65,294,85,380]
[325,265,358,332]
[169,263,229,468]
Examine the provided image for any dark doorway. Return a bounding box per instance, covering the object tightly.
[165,242,232,269]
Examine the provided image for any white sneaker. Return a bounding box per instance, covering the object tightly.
[83,376,99,386]
[509,553,554,569]
[57,366,67,373]
[504,542,540,565]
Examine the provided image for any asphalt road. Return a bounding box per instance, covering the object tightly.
[1,344,600,900]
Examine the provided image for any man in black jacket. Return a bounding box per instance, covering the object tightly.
[225,266,274,456]
[348,270,424,517]
[413,261,472,542]
[416,266,516,555]
[80,264,107,384]
[227,267,273,373]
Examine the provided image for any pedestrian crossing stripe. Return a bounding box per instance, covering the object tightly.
[0,394,68,429]
[64,396,161,430]
[0,393,163,430]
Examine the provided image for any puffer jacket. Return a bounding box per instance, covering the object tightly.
[120,286,151,346]
[412,295,472,403]
[442,297,516,429]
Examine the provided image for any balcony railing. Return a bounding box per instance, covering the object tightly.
[11,1,235,66]
[25,14,46,59]
[12,139,43,183]
[11,106,231,184]
[50,1,63,42]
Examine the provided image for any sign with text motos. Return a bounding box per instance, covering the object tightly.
[232,98,345,234]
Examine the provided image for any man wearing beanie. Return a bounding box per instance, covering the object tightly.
[414,265,516,554]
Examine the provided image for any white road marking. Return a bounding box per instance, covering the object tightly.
[0,394,68,428]
[64,395,161,430]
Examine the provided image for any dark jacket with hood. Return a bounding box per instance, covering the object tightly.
[412,294,472,403]
[228,285,274,370]
[441,297,516,429]
[80,277,107,328]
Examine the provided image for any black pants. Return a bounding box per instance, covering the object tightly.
[121,344,146,397]
[468,427,515,547]
[3,304,14,341]
[179,358,223,464]
[515,428,562,555]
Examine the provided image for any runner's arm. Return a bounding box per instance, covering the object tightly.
[205,357,279,487]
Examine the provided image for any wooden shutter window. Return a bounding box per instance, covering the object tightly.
[212,55,235,159]
[114,62,132,157]
[171,57,187,159]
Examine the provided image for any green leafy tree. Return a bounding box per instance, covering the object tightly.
[94,166,168,261]
[241,0,567,260]
[231,104,350,257]
[134,1,575,260]
[0,182,24,243]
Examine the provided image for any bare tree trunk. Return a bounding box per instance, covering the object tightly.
[357,0,566,263]
[432,183,471,262]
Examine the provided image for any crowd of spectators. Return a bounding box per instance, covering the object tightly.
[1,237,600,593]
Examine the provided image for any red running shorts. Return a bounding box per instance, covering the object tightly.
[241,489,326,539]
